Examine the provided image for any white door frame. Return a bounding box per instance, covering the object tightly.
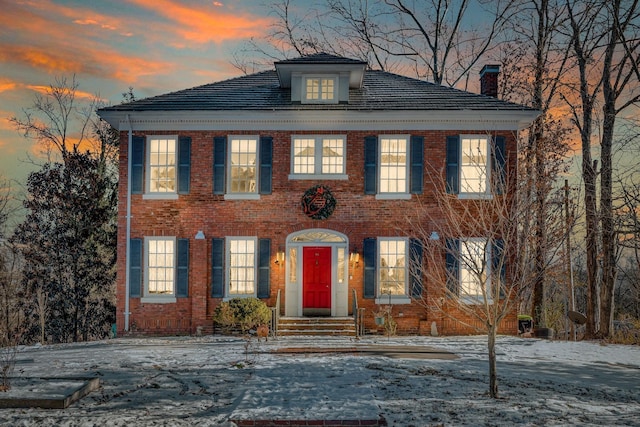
[284,229,349,317]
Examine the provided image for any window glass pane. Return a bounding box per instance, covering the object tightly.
[229,238,256,295]
[379,239,407,296]
[148,238,174,295]
[306,78,320,100]
[337,247,345,284]
[288,247,297,283]
[292,136,345,175]
[460,239,488,297]
[229,138,257,193]
[322,138,344,174]
[460,136,488,193]
[149,137,176,193]
[380,137,407,193]
[321,78,334,100]
[293,138,315,174]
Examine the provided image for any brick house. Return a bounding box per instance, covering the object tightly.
[97,54,538,336]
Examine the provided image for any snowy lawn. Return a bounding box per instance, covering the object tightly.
[1,335,639,426]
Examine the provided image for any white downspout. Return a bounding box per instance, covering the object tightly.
[124,114,133,331]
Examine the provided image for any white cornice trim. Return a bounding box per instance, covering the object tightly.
[100,109,539,132]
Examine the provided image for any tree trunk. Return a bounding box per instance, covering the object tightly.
[598,0,620,338]
[488,323,498,398]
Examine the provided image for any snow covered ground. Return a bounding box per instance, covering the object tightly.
[2,334,639,426]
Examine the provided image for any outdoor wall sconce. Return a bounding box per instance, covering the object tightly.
[429,231,440,241]
[275,249,285,265]
[349,249,360,267]
[195,230,205,240]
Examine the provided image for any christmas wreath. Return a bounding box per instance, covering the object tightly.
[301,185,336,220]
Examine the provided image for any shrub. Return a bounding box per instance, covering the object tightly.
[213,298,271,335]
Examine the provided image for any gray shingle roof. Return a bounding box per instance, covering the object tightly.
[100,68,534,113]
[275,53,367,65]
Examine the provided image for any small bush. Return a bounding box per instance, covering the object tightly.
[213,298,271,335]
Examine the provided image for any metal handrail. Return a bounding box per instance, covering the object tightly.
[270,289,281,339]
[352,289,365,338]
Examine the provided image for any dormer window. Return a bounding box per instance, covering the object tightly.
[303,76,337,103]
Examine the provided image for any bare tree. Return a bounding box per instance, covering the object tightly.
[240,0,518,86]
[498,0,573,328]
[405,136,533,398]
[9,76,99,163]
[564,0,640,337]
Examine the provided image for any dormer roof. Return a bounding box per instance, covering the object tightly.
[274,53,367,89]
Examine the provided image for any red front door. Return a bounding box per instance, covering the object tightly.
[303,247,331,315]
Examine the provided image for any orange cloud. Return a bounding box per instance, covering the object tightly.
[127,0,274,44]
[0,79,19,94]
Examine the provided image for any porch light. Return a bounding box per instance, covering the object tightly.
[275,249,285,265]
[429,231,440,241]
[349,250,360,267]
[195,230,205,240]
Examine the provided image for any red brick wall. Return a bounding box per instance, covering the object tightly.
[116,129,519,336]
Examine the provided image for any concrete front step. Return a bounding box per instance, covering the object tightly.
[278,317,356,337]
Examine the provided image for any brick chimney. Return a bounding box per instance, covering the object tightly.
[480,64,500,98]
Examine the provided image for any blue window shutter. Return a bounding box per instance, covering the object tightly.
[410,238,423,298]
[493,136,506,195]
[176,239,189,297]
[257,238,271,298]
[177,137,191,194]
[446,136,460,194]
[364,136,378,195]
[410,136,424,194]
[259,136,273,195]
[211,238,224,297]
[363,238,376,298]
[492,238,506,298]
[131,136,144,194]
[129,238,142,297]
[445,238,460,297]
[213,137,227,195]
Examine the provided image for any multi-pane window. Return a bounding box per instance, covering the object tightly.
[292,136,345,176]
[148,137,176,193]
[146,237,175,296]
[379,136,408,193]
[460,136,489,194]
[460,238,489,299]
[305,77,335,101]
[229,137,257,194]
[228,238,256,296]
[378,239,408,296]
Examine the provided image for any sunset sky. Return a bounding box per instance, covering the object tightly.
[0,0,286,191]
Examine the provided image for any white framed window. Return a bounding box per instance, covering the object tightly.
[290,135,346,179]
[227,237,257,297]
[378,135,409,197]
[303,76,337,103]
[228,136,258,196]
[146,135,177,197]
[459,238,490,302]
[143,236,176,303]
[460,135,490,195]
[376,238,410,304]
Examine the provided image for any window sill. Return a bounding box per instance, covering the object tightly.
[141,296,177,304]
[142,194,179,200]
[223,295,257,301]
[224,194,261,201]
[457,193,493,200]
[461,297,493,305]
[375,297,411,305]
[375,194,411,200]
[288,174,348,181]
